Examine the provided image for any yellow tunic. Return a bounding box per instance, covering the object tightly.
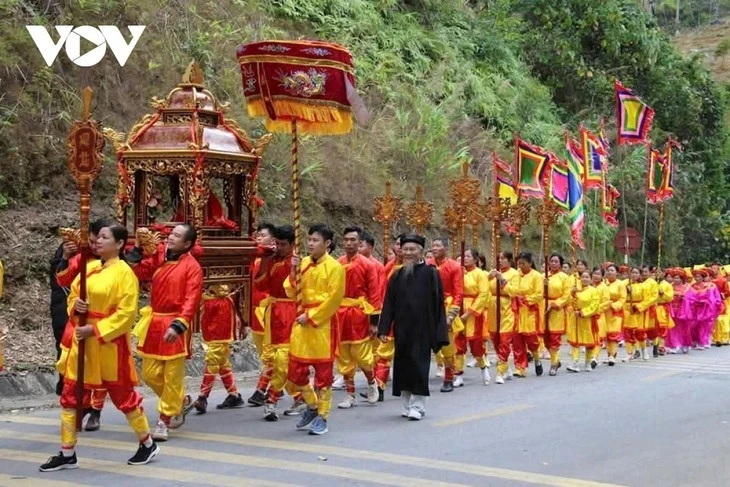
[594,282,611,339]
[569,286,600,347]
[463,267,489,339]
[606,279,626,336]
[656,280,675,329]
[487,268,518,334]
[546,271,571,333]
[625,282,648,330]
[514,269,544,335]
[642,278,659,330]
[57,258,140,388]
[284,254,345,363]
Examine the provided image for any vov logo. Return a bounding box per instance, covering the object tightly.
[26,25,145,67]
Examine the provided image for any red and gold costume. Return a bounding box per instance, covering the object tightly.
[605,278,626,359]
[712,275,730,345]
[624,280,652,357]
[251,257,268,354]
[545,271,571,368]
[198,286,239,399]
[56,253,107,411]
[373,261,402,390]
[336,253,381,396]
[590,280,611,362]
[643,277,660,346]
[651,279,675,351]
[255,254,297,407]
[132,246,203,423]
[488,267,518,378]
[512,268,543,376]
[455,266,489,373]
[426,257,463,383]
[284,254,345,420]
[57,258,151,450]
[568,286,600,366]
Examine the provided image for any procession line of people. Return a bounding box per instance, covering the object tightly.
[35,220,729,472]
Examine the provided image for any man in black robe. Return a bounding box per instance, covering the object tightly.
[378,234,448,420]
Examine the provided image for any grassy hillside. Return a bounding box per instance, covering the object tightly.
[1,1,729,368]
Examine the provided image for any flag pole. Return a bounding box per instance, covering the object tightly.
[291,119,303,315]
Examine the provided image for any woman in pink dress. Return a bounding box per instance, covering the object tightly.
[681,269,722,350]
[667,268,690,354]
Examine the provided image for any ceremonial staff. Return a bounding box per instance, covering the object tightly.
[373,181,402,265]
[237,40,368,315]
[448,162,481,267]
[67,87,105,431]
[535,196,561,346]
[443,204,461,254]
[405,185,434,235]
[508,200,531,256]
[486,182,513,349]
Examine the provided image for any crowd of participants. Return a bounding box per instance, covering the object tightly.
[20,218,729,473]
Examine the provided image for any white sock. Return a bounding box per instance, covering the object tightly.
[61,448,75,457]
[143,436,153,448]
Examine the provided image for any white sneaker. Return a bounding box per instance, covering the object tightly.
[618,340,625,347]
[453,375,465,387]
[332,375,346,390]
[608,356,615,366]
[466,358,478,368]
[365,382,379,404]
[337,395,356,409]
[506,369,514,380]
[407,408,423,421]
[482,367,491,385]
[583,362,592,372]
[566,362,580,373]
[151,420,168,442]
[495,374,505,384]
[621,354,633,362]
[435,366,444,378]
[641,348,649,361]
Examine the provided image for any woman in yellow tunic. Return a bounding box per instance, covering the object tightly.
[488,251,519,384]
[653,269,675,356]
[511,252,544,378]
[566,270,600,372]
[589,266,611,367]
[40,225,157,472]
[544,254,571,376]
[603,264,626,365]
[623,267,651,362]
[456,249,491,385]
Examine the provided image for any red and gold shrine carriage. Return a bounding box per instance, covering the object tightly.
[104,62,272,324]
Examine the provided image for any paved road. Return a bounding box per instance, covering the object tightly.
[2,346,730,487]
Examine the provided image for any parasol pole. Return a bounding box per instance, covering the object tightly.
[657,200,665,269]
[536,196,561,347]
[291,119,303,315]
[373,181,402,265]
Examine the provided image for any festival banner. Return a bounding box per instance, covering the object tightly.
[548,159,570,212]
[647,145,666,204]
[493,151,517,204]
[601,183,620,227]
[515,136,552,199]
[615,80,655,145]
[565,139,586,249]
[580,125,606,191]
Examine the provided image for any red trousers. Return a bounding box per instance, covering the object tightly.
[286,359,333,389]
[60,380,142,415]
[545,332,562,351]
[489,332,513,365]
[624,328,647,344]
[647,326,667,341]
[455,333,486,358]
[512,333,540,371]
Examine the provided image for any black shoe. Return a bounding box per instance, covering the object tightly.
[378,388,384,402]
[194,396,208,414]
[127,441,160,465]
[534,361,543,377]
[39,452,78,472]
[247,390,266,407]
[652,345,659,358]
[84,409,101,432]
[440,381,454,393]
[633,350,641,359]
[55,377,64,397]
[218,393,244,409]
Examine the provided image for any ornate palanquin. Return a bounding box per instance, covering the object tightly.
[105,62,272,325]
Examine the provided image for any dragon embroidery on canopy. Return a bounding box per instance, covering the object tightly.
[275,68,327,98]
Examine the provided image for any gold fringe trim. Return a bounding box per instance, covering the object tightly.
[246,98,353,135]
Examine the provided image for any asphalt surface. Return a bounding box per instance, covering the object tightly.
[2,346,730,487]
